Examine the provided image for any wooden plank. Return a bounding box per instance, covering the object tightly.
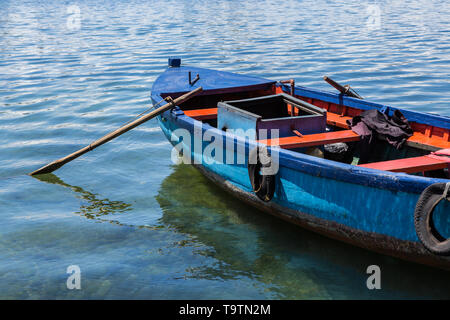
[407,132,450,151]
[358,156,448,173]
[259,130,360,149]
[183,108,217,120]
[326,112,352,129]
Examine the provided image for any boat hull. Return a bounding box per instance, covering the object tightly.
[194,164,449,270]
[155,108,450,270]
[151,64,450,270]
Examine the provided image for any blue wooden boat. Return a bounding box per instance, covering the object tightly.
[152,58,450,270]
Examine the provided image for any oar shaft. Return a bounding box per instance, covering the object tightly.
[30,86,203,175]
[323,76,346,94]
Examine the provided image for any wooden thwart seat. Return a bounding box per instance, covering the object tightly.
[183,108,217,120]
[358,156,448,173]
[407,132,450,151]
[259,130,360,149]
[325,112,352,129]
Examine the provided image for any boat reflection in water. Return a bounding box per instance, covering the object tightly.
[33,168,450,298]
[156,163,450,299]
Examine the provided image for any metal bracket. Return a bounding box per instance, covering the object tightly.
[343,84,363,100]
[165,96,175,106]
[324,76,363,99]
[189,72,200,86]
[280,79,295,96]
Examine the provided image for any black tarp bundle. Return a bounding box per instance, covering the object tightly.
[347,109,413,164]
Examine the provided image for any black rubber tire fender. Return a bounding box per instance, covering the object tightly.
[248,146,276,202]
[414,182,450,255]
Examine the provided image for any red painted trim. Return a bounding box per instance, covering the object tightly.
[358,156,448,173]
[258,130,360,149]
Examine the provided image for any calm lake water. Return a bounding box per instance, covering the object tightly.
[1,0,450,299]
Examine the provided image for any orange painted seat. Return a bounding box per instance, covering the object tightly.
[358,156,448,173]
[407,132,450,150]
[325,112,352,129]
[183,108,217,120]
[258,130,360,149]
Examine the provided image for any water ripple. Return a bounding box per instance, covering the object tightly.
[0,0,449,299]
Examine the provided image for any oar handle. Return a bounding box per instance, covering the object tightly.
[30,86,203,175]
[323,76,346,94]
[323,76,363,99]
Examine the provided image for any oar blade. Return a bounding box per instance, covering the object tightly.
[29,161,64,176]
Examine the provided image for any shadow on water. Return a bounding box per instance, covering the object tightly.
[156,164,450,299]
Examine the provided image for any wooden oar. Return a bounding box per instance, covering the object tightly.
[323,76,363,99]
[29,86,203,176]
